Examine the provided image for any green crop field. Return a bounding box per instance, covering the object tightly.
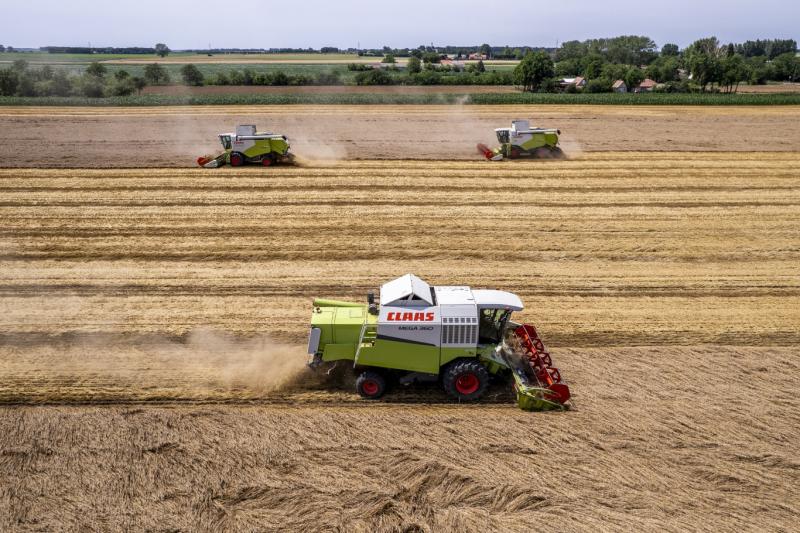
[1,92,799,106]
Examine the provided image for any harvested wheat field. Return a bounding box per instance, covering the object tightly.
[2,105,800,167]
[1,150,799,530]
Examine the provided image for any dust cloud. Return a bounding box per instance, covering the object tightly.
[0,329,311,403]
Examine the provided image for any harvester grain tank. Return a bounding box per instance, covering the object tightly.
[478,119,564,160]
[197,125,293,168]
[307,274,571,411]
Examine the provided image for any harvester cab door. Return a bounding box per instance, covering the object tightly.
[220,135,232,150]
[496,129,510,144]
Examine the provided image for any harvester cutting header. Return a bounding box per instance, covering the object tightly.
[307,274,571,411]
[197,125,293,168]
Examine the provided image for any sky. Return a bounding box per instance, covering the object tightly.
[3,0,798,50]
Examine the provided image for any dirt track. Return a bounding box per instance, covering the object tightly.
[1,139,799,527]
[1,105,800,167]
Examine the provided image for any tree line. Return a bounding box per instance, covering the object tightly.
[514,36,798,93]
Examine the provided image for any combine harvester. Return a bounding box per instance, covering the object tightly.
[478,119,565,161]
[197,125,293,168]
[307,274,571,411]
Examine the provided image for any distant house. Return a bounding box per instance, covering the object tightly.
[636,78,657,92]
[612,79,627,93]
[468,53,487,60]
[559,76,587,89]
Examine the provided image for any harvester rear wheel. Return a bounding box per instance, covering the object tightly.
[356,371,386,399]
[261,155,274,167]
[443,360,489,401]
[230,152,245,167]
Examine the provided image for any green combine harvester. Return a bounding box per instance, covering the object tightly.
[197,125,293,168]
[478,119,564,160]
[307,274,571,411]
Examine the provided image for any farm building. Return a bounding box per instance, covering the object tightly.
[636,78,657,92]
[560,76,587,89]
[612,80,627,93]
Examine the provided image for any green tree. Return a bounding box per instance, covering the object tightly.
[661,43,679,56]
[80,76,105,97]
[155,43,170,58]
[16,73,35,96]
[685,37,723,91]
[381,54,396,64]
[624,67,645,89]
[746,56,773,85]
[131,76,147,94]
[51,71,73,96]
[514,51,554,92]
[555,40,587,62]
[86,61,107,78]
[111,77,136,96]
[582,54,606,79]
[772,52,800,81]
[271,71,289,85]
[585,79,612,93]
[646,56,680,82]
[422,52,440,64]
[144,63,170,85]
[407,56,421,74]
[114,70,130,81]
[555,58,581,77]
[479,43,491,58]
[0,69,19,96]
[719,54,748,92]
[180,64,204,86]
[12,59,28,72]
[600,62,628,82]
[476,59,485,73]
[354,69,392,85]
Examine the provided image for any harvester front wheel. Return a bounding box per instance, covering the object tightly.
[443,360,489,401]
[356,371,386,399]
[230,152,245,167]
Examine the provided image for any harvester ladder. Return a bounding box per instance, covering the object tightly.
[353,320,377,367]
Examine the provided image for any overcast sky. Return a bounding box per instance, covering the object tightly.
[4,0,798,50]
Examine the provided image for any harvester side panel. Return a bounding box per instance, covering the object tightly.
[356,340,440,374]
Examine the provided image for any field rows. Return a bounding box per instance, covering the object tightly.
[1,154,798,347]
[1,149,799,530]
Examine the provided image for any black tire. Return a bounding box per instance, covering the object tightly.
[356,370,386,399]
[442,360,489,401]
[229,152,245,167]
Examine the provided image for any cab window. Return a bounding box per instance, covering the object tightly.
[479,308,510,344]
[220,135,232,150]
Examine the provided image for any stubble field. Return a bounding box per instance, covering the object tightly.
[0,106,799,531]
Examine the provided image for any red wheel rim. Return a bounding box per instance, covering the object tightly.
[262,157,272,167]
[455,373,479,395]
[362,380,379,396]
[230,154,243,167]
